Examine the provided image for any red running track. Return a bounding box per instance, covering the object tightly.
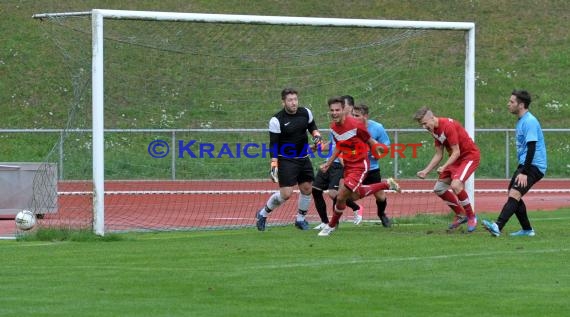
[1,179,569,237]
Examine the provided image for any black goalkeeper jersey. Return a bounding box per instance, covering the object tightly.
[268,107,318,159]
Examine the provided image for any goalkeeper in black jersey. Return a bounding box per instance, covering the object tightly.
[255,88,323,231]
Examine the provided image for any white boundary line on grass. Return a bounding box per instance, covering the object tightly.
[253,248,570,270]
[1,248,567,273]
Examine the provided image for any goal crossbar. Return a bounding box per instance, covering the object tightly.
[34,10,475,30]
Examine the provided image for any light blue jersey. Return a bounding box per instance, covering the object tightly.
[367,119,391,171]
[516,111,547,175]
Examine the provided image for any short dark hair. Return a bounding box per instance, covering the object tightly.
[353,103,369,115]
[512,90,532,109]
[413,106,431,121]
[341,95,354,107]
[281,88,298,100]
[328,96,345,108]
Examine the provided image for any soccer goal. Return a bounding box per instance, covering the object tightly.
[32,9,475,235]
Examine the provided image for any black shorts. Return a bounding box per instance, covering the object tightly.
[278,156,315,187]
[313,162,343,191]
[508,165,544,196]
[363,168,382,185]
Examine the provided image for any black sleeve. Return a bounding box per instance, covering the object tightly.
[304,107,318,134]
[269,132,280,159]
[307,119,318,135]
[522,141,536,174]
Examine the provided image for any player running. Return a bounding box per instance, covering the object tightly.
[317,96,401,237]
[414,106,480,232]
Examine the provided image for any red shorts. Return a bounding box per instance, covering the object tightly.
[439,156,480,182]
[342,160,369,192]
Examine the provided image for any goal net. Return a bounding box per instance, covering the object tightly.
[31,10,475,234]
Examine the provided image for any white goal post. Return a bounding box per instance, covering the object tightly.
[33,9,475,236]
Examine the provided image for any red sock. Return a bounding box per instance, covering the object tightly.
[356,182,389,198]
[456,190,475,218]
[329,206,344,227]
[438,190,465,215]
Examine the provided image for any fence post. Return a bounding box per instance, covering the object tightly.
[171,130,176,180]
[505,130,510,178]
[393,130,399,177]
[59,130,64,180]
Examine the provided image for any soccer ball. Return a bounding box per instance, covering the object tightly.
[15,210,37,231]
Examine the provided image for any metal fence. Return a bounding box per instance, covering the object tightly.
[1,128,568,180]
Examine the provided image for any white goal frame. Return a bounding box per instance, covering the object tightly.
[33,9,476,236]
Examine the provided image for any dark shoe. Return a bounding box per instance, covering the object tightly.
[255,211,267,231]
[448,215,468,230]
[294,219,309,230]
[380,215,392,228]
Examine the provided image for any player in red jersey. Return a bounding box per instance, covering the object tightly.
[414,106,480,232]
[317,96,401,236]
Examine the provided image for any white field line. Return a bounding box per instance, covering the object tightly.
[0,248,567,272]
[252,248,570,270]
[57,188,570,195]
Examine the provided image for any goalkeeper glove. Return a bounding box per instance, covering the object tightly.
[312,135,324,150]
[270,161,279,183]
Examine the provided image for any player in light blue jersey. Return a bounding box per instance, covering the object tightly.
[483,90,547,237]
[352,103,393,227]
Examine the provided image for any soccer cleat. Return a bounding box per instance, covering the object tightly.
[380,215,392,228]
[318,224,336,236]
[510,229,535,237]
[353,213,363,225]
[255,211,267,231]
[482,219,501,237]
[387,178,402,193]
[294,219,310,230]
[448,215,468,230]
[353,204,364,225]
[313,222,327,230]
[467,216,478,232]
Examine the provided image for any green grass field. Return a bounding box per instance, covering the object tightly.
[2,209,569,316]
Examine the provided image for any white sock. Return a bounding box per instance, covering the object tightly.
[262,192,286,217]
[259,208,269,217]
[297,193,312,221]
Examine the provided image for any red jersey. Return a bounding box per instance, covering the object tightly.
[432,117,480,160]
[330,116,371,163]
